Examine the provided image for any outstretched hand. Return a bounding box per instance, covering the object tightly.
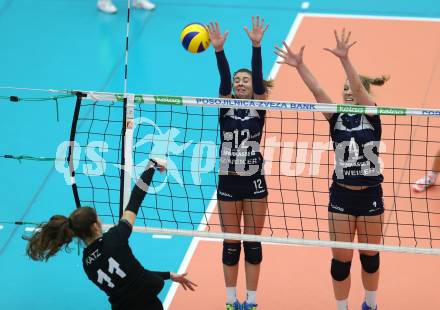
[207,22,229,52]
[170,272,197,291]
[244,16,269,47]
[324,28,357,59]
[151,158,167,173]
[274,41,305,68]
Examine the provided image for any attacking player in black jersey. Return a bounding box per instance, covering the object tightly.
[275,29,389,310]
[25,159,196,310]
[207,17,272,310]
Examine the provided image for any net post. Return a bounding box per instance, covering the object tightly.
[120,94,135,218]
[68,92,85,209]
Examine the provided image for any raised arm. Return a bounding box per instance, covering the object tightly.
[275,41,333,120]
[244,16,269,100]
[207,22,232,98]
[122,159,166,225]
[324,29,375,106]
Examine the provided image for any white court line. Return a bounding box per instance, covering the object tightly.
[164,11,440,309]
[163,194,218,309]
[301,12,440,22]
[268,13,304,80]
[152,234,172,239]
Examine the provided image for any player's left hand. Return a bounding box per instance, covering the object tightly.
[274,42,305,68]
[244,16,269,47]
[151,158,167,173]
[170,272,197,291]
[324,28,357,59]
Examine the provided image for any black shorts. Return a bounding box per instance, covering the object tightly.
[328,182,384,217]
[217,173,268,201]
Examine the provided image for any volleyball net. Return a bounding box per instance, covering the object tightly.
[59,89,440,255]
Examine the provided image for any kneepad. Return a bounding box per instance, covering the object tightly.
[360,253,380,273]
[222,242,241,266]
[331,259,352,281]
[243,241,262,265]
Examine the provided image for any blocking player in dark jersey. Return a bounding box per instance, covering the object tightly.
[275,29,389,310]
[207,17,272,310]
[25,159,196,310]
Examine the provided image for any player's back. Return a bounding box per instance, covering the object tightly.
[82,220,164,308]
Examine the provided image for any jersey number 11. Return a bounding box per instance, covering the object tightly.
[97,257,127,288]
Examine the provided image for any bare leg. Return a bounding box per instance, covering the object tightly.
[357,214,383,308]
[242,197,267,291]
[218,200,243,288]
[328,212,357,301]
[432,149,440,172]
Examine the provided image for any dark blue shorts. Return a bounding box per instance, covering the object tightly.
[328,182,384,217]
[217,173,268,201]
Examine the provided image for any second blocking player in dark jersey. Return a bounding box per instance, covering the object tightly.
[207,17,272,310]
[275,29,389,310]
[25,159,196,310]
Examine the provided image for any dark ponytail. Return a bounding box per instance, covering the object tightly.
[25,215,74,261]
[25,207,98,261]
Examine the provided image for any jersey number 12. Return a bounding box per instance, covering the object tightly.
[253,178,263,191]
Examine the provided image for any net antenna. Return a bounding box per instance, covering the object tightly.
[67,0,135,217]
[120,0,135,218]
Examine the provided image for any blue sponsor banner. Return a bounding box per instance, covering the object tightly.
[194,97,316,111]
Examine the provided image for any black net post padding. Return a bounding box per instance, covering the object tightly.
[54,97,60,122]
[119,96,128,219]
[68,92,86,209]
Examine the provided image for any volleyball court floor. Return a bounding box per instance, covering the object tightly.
[169,14,440,309]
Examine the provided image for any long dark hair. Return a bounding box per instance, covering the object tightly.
[25,207,98,261]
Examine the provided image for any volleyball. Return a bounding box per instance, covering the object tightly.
[180,23,210,53]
